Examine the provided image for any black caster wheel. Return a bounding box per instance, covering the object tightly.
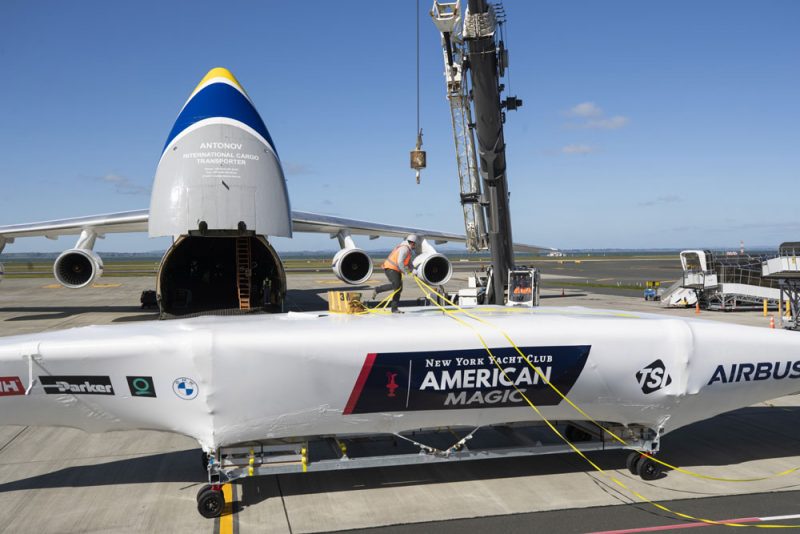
[626,451,642,475]
[197,487,225,519]
[636,456,663,481]
[197,484,212,500]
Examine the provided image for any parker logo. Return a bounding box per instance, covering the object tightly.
[636,360,672,394]
[40,376,115,396]
[127,376,156,398]
[0,376,24,397]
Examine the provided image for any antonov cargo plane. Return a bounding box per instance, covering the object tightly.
[0,68,548,316]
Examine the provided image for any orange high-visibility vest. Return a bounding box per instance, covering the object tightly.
[382,243,412,272]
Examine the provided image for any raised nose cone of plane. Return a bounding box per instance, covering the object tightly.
[161,67,277,157]
[149,67,291,238]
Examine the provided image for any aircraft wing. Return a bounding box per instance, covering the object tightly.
[293,211,554,253]
[0,209,555,253]
[0,210,150,247]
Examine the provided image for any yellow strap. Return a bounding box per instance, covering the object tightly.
[412,275,800,483]
[410,274,800,528]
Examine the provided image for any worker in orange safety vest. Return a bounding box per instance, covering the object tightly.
[372,234,417,313]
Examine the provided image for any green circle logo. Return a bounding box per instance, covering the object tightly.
[132,377,151,395]
[126,376,156,398]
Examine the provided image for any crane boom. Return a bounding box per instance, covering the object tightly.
[432,0,522,303]
[431,1,488,252]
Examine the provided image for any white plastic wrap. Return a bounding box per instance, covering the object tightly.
[1,307,799,452]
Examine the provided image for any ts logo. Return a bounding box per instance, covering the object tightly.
[636,359,672,394]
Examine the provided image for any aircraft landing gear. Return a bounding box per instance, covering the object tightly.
[626,451,664,481]
[197,484,225,519]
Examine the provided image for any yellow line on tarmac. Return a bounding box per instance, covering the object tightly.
[41,284,62,289]
[91,283,122,288]
[220,483,234,534]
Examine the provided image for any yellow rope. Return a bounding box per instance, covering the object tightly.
[412,275,800,483]
[408,274,800,528]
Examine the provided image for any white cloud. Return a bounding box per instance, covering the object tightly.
[284,162,314,176]
[561,144,594,155]
[564,102,629,130]
[585,115,630,130]
[567,102,603,117]
[639,195,682,207]
[95,173,148,195]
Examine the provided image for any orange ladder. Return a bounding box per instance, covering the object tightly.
[236,237,251,310]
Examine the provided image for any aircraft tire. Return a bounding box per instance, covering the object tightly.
[626,452,642,474]
[197,488,225,519]
[636,457,663,481]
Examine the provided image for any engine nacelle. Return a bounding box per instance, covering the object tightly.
[332,248,373,285]
[53,249,104,289]
[413,252,453,286]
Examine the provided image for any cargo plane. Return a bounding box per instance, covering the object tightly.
[0,67,549,316]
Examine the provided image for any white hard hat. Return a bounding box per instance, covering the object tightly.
[406,234,418,243]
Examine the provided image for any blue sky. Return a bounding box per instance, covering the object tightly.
[0,0,797,253]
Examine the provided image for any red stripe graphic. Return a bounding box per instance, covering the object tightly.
[343,353,377,415]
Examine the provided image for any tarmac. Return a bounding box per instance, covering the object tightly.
[1,261,799,533]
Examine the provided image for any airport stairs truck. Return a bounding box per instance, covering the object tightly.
[660,278,697,308]
[761,242,800,329]
[679,250,781,311]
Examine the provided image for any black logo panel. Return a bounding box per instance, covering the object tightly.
[636,359,672,394]
[346,345,591,414]
[127,376,156,398]
[40,376,115,395]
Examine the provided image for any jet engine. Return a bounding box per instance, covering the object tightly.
[413,252,453,286]
[412,239,453,286]
[331,232,373,285]
[332,247,373,285]
[53,249,104,289]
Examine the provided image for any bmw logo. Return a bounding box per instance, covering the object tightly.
[172,377,199,400]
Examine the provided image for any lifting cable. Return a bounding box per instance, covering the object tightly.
[408,274,800,528]
[416,0,420,138]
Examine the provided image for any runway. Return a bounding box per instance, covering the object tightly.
[0,265,797,533]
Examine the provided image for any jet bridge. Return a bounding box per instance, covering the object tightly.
[762,242,800,330]
[679,250,781,311]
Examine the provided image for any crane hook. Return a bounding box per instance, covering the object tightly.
[410,128,426,184]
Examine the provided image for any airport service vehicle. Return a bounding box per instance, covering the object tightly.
[644,281,661,301]
[1,306,799,517]
[0,67,553,317]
